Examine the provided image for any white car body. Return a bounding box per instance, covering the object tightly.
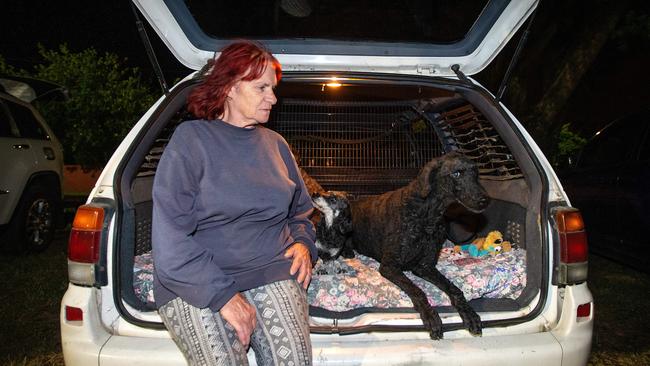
[0,86,63,252]
[61,0,593,364]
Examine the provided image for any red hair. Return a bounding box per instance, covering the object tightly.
[187,40,282,120]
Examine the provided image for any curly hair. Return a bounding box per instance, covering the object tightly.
[187,40,282,120]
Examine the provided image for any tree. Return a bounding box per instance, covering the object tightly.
[520,1,626,155]
[29,45,157,168]
[0,55,26,76]
[477,0,634,159]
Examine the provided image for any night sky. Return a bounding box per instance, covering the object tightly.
[0,2,189,83]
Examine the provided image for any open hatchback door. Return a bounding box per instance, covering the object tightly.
[132,0,537,76]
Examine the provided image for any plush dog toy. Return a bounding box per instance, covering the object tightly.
[454,230,512,257]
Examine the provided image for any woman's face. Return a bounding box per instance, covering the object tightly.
[223,63,278,128]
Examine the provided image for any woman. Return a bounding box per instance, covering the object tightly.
[152,40,316,365]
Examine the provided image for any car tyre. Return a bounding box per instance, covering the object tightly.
[4,184,58,254]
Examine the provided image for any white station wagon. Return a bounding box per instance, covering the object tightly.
[61,0,593,364]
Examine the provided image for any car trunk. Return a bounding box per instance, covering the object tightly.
[115,72,545,333]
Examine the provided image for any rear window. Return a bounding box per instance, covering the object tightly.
[186,0,490,43]
[4,100,48,140]
[0,101,16,137]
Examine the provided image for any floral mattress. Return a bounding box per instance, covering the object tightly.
[133,243,526,313]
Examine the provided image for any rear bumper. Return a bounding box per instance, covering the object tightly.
[61,283,593,366]
[83,328,588,366]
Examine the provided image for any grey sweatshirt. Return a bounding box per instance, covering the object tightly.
[151,119,316,312]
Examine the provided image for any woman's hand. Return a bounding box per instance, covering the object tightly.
[220,293,257,348]
[285,242,313,289]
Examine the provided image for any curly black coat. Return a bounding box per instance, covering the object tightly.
[349,151,490,339]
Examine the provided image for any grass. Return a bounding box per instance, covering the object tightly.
[0,234,648,365]
[587,255,650,365]
[0,234,67,366]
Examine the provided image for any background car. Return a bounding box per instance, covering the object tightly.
[561,108,650,272]
[61,1,593,365]
[0,76,65,253]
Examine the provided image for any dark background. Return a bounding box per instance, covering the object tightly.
[0,1,190,84]
[1,0,649,146]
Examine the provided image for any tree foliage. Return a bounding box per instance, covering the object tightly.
[0,55,26,76]
[476,0,646,163]
[9,45,157,168]
[553,123,587,169]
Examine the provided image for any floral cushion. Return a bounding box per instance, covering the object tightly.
[307,245,526,312]
[133,253,155,305]
[133,243,526,312]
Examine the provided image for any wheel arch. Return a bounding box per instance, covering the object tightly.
[25,170,63,199]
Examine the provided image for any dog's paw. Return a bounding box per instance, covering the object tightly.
[420,309,444,340]
[461,309,482,336]
[427,326,444,340]
[340,248,355,259]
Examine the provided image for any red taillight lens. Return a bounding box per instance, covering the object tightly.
[553,207,589,285]
[65,306,83,321]
[576,303,591,318]
[556,209,588,263]
[68,205,104,263]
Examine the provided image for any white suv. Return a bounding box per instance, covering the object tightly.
[0,79,63,253]
[61,1,594,365]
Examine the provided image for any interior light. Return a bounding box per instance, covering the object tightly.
[322,76,342,90]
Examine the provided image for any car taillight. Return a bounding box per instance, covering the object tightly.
[553,207,588,285]
[69,205,104,263]
[68,204,105,286]
[557,209,588,263]
[65,306,83,322]
[576,303,591,319]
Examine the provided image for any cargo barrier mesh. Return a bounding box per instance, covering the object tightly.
[434,104,523,180]
[137,101,522,195]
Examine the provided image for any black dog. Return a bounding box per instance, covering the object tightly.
[311,191,353,262]
[349,151,490,339]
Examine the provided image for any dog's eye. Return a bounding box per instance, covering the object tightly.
[451,171,461,178]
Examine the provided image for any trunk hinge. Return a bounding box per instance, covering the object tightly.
[451,64,472,85]
[130,2,169,96]
[496,7,538,102]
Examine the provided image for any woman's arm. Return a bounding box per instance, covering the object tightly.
[281,141,318,288]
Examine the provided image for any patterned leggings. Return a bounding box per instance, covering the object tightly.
[159,279,312,366]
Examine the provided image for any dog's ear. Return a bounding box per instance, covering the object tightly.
[414,157,443,197]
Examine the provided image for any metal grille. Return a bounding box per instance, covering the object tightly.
[136,110,190,177]
[435,104,523,180]
[267,100,443,197]
[136,101,522,195]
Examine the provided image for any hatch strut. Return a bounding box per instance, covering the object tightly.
[496,7,538,102]
[451,64,472,85]
[129,2,169,95]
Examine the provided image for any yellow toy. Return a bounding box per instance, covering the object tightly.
[454,230,512,257]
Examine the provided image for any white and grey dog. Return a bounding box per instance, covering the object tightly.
[311,191,353,262]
